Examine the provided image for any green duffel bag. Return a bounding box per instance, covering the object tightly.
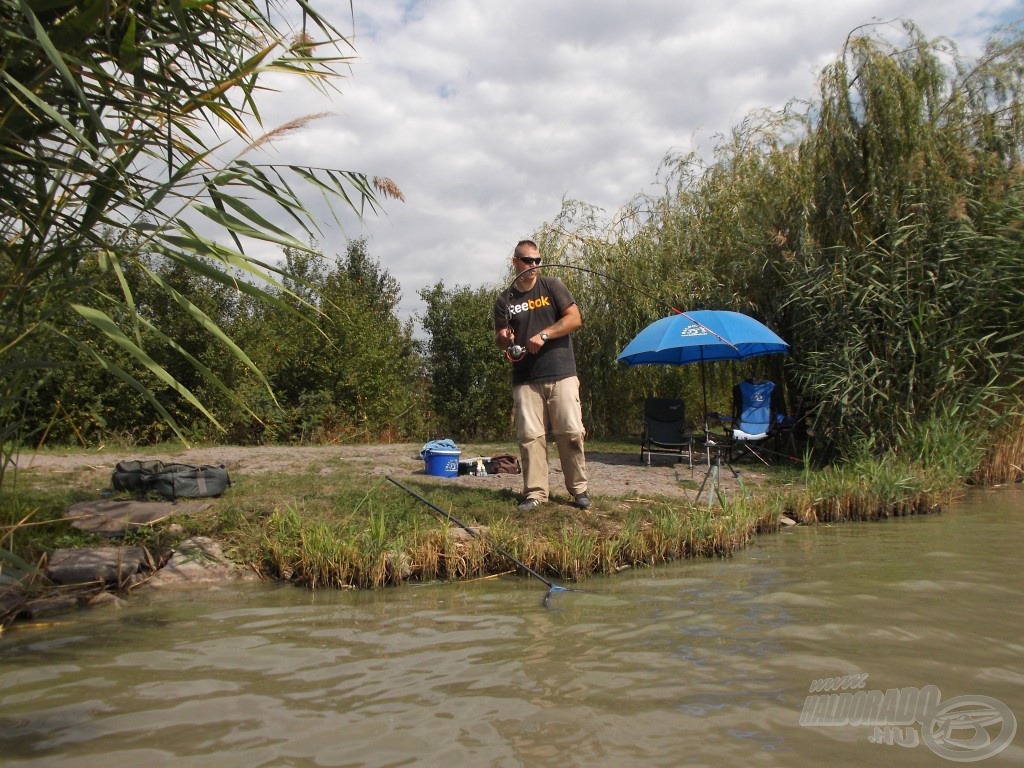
[112,460,231,499]
[149,463,230,499]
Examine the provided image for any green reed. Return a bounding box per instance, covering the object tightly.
[552,527,599,581]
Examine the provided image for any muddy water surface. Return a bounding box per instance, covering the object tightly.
[2,487,1022,767]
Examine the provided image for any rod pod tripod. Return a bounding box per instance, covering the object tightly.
[693,438,742,509]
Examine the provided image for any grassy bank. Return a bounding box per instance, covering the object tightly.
[0,436,989,629]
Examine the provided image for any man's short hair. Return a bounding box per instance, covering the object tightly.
[514,239,539,256]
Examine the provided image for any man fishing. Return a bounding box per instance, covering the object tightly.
[493,240,590,512]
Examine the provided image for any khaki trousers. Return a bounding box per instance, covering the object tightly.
[512,375,588,502]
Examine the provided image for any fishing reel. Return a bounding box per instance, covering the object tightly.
[506,343,527,362]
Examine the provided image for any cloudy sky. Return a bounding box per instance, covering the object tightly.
[255,0,1020,322]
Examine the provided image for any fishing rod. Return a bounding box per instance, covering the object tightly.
[499,261,740,361]
[386,476,582,605]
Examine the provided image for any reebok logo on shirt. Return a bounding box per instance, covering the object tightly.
[508,295,552,315]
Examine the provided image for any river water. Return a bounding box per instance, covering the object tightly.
[2,487,1022,767]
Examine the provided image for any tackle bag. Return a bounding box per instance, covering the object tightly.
[112,460,231,499]
[487,454,521,475]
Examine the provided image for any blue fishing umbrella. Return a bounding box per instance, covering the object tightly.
[617,310,789,428]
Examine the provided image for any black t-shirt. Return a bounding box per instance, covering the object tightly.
[494,275,578,385]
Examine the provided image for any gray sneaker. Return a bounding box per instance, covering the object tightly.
[517,498,541,512]
[574,492,591,510]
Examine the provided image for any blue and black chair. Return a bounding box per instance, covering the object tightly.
[723,379,786,464]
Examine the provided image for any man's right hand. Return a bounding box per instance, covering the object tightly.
[496,327,514,349]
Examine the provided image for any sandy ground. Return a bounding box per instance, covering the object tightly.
[13,442,765,502]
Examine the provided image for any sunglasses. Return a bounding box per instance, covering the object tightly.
[517,256,542,265]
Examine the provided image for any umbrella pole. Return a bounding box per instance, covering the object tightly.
[700,349,709,437]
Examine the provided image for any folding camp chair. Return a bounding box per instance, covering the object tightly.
[723,379,786,465]
[775,393,810,458]
[640,397,695,467]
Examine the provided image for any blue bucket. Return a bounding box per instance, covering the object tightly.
[424,449,461,478]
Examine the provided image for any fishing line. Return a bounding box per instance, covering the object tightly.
[386,476,583,606]
[499,261,740,358]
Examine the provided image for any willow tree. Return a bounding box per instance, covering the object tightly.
[522,20,1024,461]
[532,198,702,436]
[531,134,806,436]
[0,1,401,482]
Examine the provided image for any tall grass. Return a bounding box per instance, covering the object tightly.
[974,413,1024,485]
[550,527,599,581]
[788,417,976,522]
[244,488,783,588]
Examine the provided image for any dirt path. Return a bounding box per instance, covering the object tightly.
[15,442,764,502]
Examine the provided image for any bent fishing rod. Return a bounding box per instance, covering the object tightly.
[386,476,581,605]
[499,261,739,361]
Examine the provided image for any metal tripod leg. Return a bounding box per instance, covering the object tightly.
[694,443,740,508]
[695,459,722,509]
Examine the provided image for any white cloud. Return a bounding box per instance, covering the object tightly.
[249,0,1022,320]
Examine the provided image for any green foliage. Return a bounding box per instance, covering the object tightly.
[418,282,510,439]
[488,20,1024,464]
[794,434,967,523]
[5,8,1022,476]
[241,240,425,442]
[534,202,708,435]
[777,22,1024,454]
[5,234,426,447]
[20,247,247,445]
[0,1,402,482]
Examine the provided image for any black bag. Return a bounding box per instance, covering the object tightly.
[112,460,231,499]
[487,454,521,475]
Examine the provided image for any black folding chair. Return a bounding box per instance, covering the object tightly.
[640,397,695,468]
